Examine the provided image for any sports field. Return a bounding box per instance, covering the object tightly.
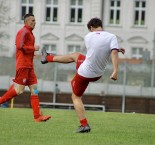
[0,108,155,145]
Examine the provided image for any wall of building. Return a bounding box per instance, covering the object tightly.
[103,0,155,59]
[2,0,154,58]
[3,0,102,57]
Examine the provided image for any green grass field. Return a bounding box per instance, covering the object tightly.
[0,108,155,145]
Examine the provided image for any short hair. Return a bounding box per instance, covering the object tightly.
[23,13,34,21]
[87,17,103,30]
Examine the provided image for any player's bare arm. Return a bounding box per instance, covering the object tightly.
[110,49,119,80]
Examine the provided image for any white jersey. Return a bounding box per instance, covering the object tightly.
[78,31,119,78]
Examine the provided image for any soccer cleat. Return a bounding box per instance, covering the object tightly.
[76,124,91,133]
[41,47,49,64]
[34,115,51,122]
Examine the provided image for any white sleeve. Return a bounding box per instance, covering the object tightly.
[110,35,119,50]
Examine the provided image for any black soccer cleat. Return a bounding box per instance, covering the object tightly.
[76,124,91,133]
[41,47,49,64]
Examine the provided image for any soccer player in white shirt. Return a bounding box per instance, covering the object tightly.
[41,18,125,133]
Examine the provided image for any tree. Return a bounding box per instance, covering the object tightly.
[0,0,10,54]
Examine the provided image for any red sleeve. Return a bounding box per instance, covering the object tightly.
[23,38,35,53]
[16,29,26,50]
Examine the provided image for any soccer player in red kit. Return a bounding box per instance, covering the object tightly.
[0,14,51,122]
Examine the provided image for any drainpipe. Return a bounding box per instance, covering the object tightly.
[101,0,104,22]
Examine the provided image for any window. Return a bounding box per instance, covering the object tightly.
[43,44,56,54]
[70,0,83,23]
[67,45,81,53]
[109,0,121,25]
[134,0,146,26]
[21,0,34,20]
[132,47,143,59]
[45,0,58,22]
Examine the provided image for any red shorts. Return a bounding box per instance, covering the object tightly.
[76,54,86,70]
[71,73,101,97]
[13,68,37,86]
[72,54,101,96]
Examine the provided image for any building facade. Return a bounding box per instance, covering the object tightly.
[1,0,102,56]
[1,0,154,59]
[103,0,155,60]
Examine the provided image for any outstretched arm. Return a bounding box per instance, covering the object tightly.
[110,49,119,80]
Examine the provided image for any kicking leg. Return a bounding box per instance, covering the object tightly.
[53,52,80,63]
[41,47,80,64]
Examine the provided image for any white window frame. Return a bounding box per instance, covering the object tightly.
[109,0,121,25]
[67,45,81,53]
[134,0,146,26]
[43,44,57,54]
[131,47,143,59]
[70,0,83,24]
[45,0,58,23]
[20,0,34,20]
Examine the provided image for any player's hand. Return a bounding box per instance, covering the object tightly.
[110,71,118,81]
[34,45,40,51]
[119,48,125,54]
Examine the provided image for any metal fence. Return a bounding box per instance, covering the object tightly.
[1,56,155,113]
[0,56,155,88]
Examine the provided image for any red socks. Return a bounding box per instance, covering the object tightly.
[80,118,88,127]
[0,85,17,104]
[30,95,41,119]
[46,55,54,62]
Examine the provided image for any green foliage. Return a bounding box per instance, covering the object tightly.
[0,108,155,145]
[0,0,10,51]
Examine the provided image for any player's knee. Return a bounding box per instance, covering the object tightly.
[72,52,80,62]
[15,88,24,95]
[33,88,39,95]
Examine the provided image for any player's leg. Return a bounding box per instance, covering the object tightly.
[0,82,25,104]
[71,95,86,120]
[71,93,91,133]
[53,52,80,63]
[71,73,90,133]
[28,68,51,122]
[28,84,51,122]
[41,47,80,64]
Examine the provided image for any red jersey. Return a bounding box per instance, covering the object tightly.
[15,25,35,70]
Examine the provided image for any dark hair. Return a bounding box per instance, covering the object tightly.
[23,13,34,21]
[87,17,103,30]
